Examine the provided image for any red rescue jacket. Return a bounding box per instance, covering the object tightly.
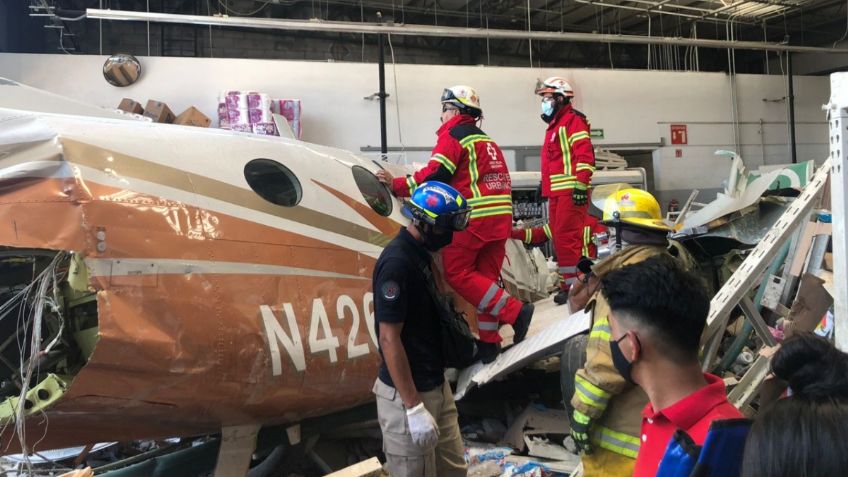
[541,103,595,198]
[392,115,512,241]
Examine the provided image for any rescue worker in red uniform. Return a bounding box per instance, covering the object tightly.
[511,215,605,259]
[376,85,534,364]
[536,77,596,305]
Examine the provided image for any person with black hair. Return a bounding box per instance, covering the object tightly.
[600,255,743,477]
[741,332,848,477]
[563,188,695,477]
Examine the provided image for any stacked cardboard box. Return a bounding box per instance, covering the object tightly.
[174,107,211,128]
[143,100,176,123]
[117,98,144,115]
[218,91,278,136]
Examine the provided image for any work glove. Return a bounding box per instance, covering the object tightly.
[571,409,594,455]
[572,182,589,206]
[406,402,440,448]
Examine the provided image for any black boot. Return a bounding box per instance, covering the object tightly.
[512,303,535,344]
[475,341,500,364]
[553,289,570,306]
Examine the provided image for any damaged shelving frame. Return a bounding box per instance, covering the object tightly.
[699,155,831,409]
[829,73,848,354]
[702,70,848,410]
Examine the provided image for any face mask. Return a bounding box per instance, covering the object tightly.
[541,99,555,116]
[540,99,557,123]
[423,229,454,252]
[610,334,635,384]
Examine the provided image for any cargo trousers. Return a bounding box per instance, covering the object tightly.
[373,379,467,477]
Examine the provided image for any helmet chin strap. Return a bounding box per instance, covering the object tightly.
[613,211,623,252]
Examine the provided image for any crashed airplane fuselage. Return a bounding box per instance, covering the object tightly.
[0,95,562,454]
[0,105,429,453]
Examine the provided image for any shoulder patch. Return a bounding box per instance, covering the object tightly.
[381,280,401,301]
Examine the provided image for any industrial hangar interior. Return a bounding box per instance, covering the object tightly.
[0,1,847,476]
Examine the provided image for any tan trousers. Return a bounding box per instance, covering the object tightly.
[581,447,635,477]
[373,379,467,477]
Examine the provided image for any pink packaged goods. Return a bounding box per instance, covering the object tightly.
[224,92,248,110]
[217,102,230,129]
[230,124,252,133]
[248,108,271,124]
[252,123,278,136]
[271,99,302,139]
[227,109,250,126]
[247,93,271,110]
[218,90,281,136]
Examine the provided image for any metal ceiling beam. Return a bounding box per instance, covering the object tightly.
[575,0,759,23]
[85,8,848,53]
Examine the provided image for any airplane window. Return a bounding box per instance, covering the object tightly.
[352,165,393,217]
[244,159,302,207]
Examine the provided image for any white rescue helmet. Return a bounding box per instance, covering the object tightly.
[441,85,482,117]
[535,77,574,98]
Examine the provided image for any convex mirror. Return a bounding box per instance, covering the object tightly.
[103,54,141,87]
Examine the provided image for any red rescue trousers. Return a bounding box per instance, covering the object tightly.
[441,230,523,344]
[549,195,589,290]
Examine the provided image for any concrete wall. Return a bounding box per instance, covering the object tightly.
[0,53,830,206]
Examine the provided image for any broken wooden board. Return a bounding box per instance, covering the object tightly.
[818,269,835,299]
[786,273,833,338]
[213,424,260,477]
[789,222,832,276]
[323,457,382,477]
[455,304,590,400]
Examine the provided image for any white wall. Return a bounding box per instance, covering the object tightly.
[0,53,830,202]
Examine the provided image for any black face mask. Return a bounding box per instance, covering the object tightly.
[423,228,454,252]
[610,334,637,384]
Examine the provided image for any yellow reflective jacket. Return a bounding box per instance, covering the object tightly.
[570,242,694,459]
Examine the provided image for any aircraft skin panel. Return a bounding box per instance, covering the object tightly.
[59,139,395,255]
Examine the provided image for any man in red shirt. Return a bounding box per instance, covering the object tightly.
[377,85,533,364]
[598,255,742,477]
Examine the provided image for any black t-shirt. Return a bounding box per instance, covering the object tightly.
[374,228,445,392]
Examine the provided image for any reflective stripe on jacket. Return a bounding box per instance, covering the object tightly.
[571,244,674,458]
[392,115,512,240]
[541,104,595,198]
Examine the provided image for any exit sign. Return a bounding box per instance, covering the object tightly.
[590,129,604,139]
[671,124,688,145]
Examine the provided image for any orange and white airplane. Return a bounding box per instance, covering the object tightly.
[0,79,570,459]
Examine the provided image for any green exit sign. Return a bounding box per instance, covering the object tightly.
[590,129,604,139]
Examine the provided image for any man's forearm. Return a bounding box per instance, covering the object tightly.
[382,338,421,408]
